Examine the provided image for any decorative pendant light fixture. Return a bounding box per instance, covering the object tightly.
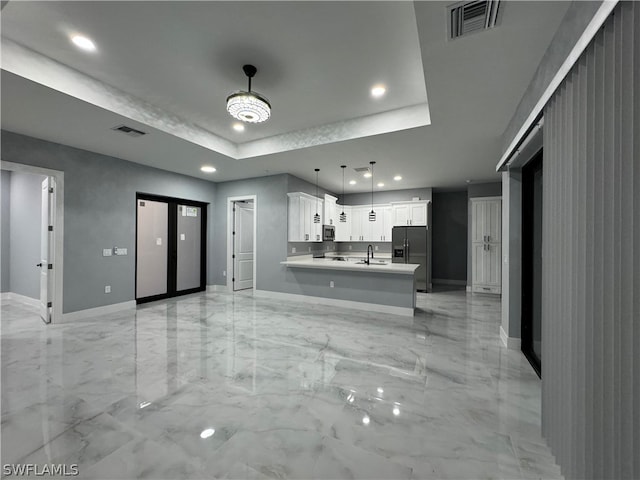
[369,161,377,221]
[339,165,347,222]
[226,65,271,123]
[314,168,321,224]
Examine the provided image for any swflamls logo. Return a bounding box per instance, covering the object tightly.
[2,464,79,476]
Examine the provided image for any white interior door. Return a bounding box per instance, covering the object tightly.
[39,177,54,323]
[233,201,254,291]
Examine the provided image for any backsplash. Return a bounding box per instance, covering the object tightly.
[336,242,392,254]
[288,241,336,256]
[287,241,391,256]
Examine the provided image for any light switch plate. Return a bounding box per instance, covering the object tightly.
[114,247,128,256]
[102,249,112,257]
[156,238,162,246]
[180,233,186,241]
[104,285,111,293]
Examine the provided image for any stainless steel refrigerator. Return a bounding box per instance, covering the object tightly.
[392,226,430,292]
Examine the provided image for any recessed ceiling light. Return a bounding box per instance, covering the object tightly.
[200,428,215,439]
[363,172,372,178]
[394,175,402,181]
[377,182,384,187]
[200,166,217,173]
[362,415,371,425]
[371,85,386,98]
[232,123,245,132]
[71,35,96,52]
[349,180,356,185]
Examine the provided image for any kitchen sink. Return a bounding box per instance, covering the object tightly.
[355,260,388,265]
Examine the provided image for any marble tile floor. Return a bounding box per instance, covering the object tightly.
[0,291,562,479]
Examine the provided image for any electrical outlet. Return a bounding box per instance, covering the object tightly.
[114,247,128,256]
[292,247,296,253]
[104,285,111,294]
[308,247,311,252]
[223,270,226,277]
[330,281,334,288]
[348,245,352,250]
[102,249,112,257]
[375,245,379,251]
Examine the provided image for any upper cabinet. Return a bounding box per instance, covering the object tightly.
[288,193,429,243]
[288,192,324,242]
[323,194,338,226]
[391,201,428,226]
[334,205,351,242]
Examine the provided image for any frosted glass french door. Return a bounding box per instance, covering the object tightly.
[136,194,206,303]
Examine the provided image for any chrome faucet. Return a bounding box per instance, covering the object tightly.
[366,244,374,265]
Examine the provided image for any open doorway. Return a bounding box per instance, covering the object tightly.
[522,150,543,377]
[226,195,257,291]
[0,161,64,324]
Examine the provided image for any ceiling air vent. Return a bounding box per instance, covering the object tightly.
[111,124,147,138]
[353,167,370,173]
[448,0,500,40]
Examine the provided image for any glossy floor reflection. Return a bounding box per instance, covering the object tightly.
[1,291,562,479]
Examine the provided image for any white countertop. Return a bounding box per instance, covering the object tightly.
[281,257,418,275]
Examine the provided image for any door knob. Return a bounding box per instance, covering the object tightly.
[36,263,43,267]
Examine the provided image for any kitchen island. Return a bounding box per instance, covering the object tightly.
[279,255,419,316]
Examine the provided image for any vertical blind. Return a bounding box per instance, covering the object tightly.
[542,2,639,479]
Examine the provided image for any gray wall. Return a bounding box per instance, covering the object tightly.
[1,130,217,314]
[432,191,467,282]
[466,182,502,285]
[210,174,288,290]
[541,4,639,479]
[1,171,10,293]
[7,171,45,299]
[501,1,605,157]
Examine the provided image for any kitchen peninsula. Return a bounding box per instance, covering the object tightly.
[281,255,419,316]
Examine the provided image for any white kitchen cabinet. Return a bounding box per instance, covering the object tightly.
[334,205,351,242]
[381,206,393,242]
[391,201,428,226]
[323,194,338,226]
[288,192,323,242]
[350,206,365,241]
[470,197,502,294]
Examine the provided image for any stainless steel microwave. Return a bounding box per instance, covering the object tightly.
[322,225,335,241]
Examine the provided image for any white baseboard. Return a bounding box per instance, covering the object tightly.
[500,325,522,350]
[432,279,467,286]
[254,289,414,317]
[60,301,136,323]
[207,284,228,292]
[1,292,40,309]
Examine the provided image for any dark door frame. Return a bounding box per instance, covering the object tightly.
[135,192,207,304]
[521,149,543,377]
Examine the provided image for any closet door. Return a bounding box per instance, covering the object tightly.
[136,199,168,298]
[176,204,203,292]
[136,194,206,303]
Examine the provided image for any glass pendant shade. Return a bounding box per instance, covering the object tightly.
[369,161,376,222]
[314,168,320,223]
[340,165,347,222]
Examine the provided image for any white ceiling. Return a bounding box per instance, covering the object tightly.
[0,1,570,192]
